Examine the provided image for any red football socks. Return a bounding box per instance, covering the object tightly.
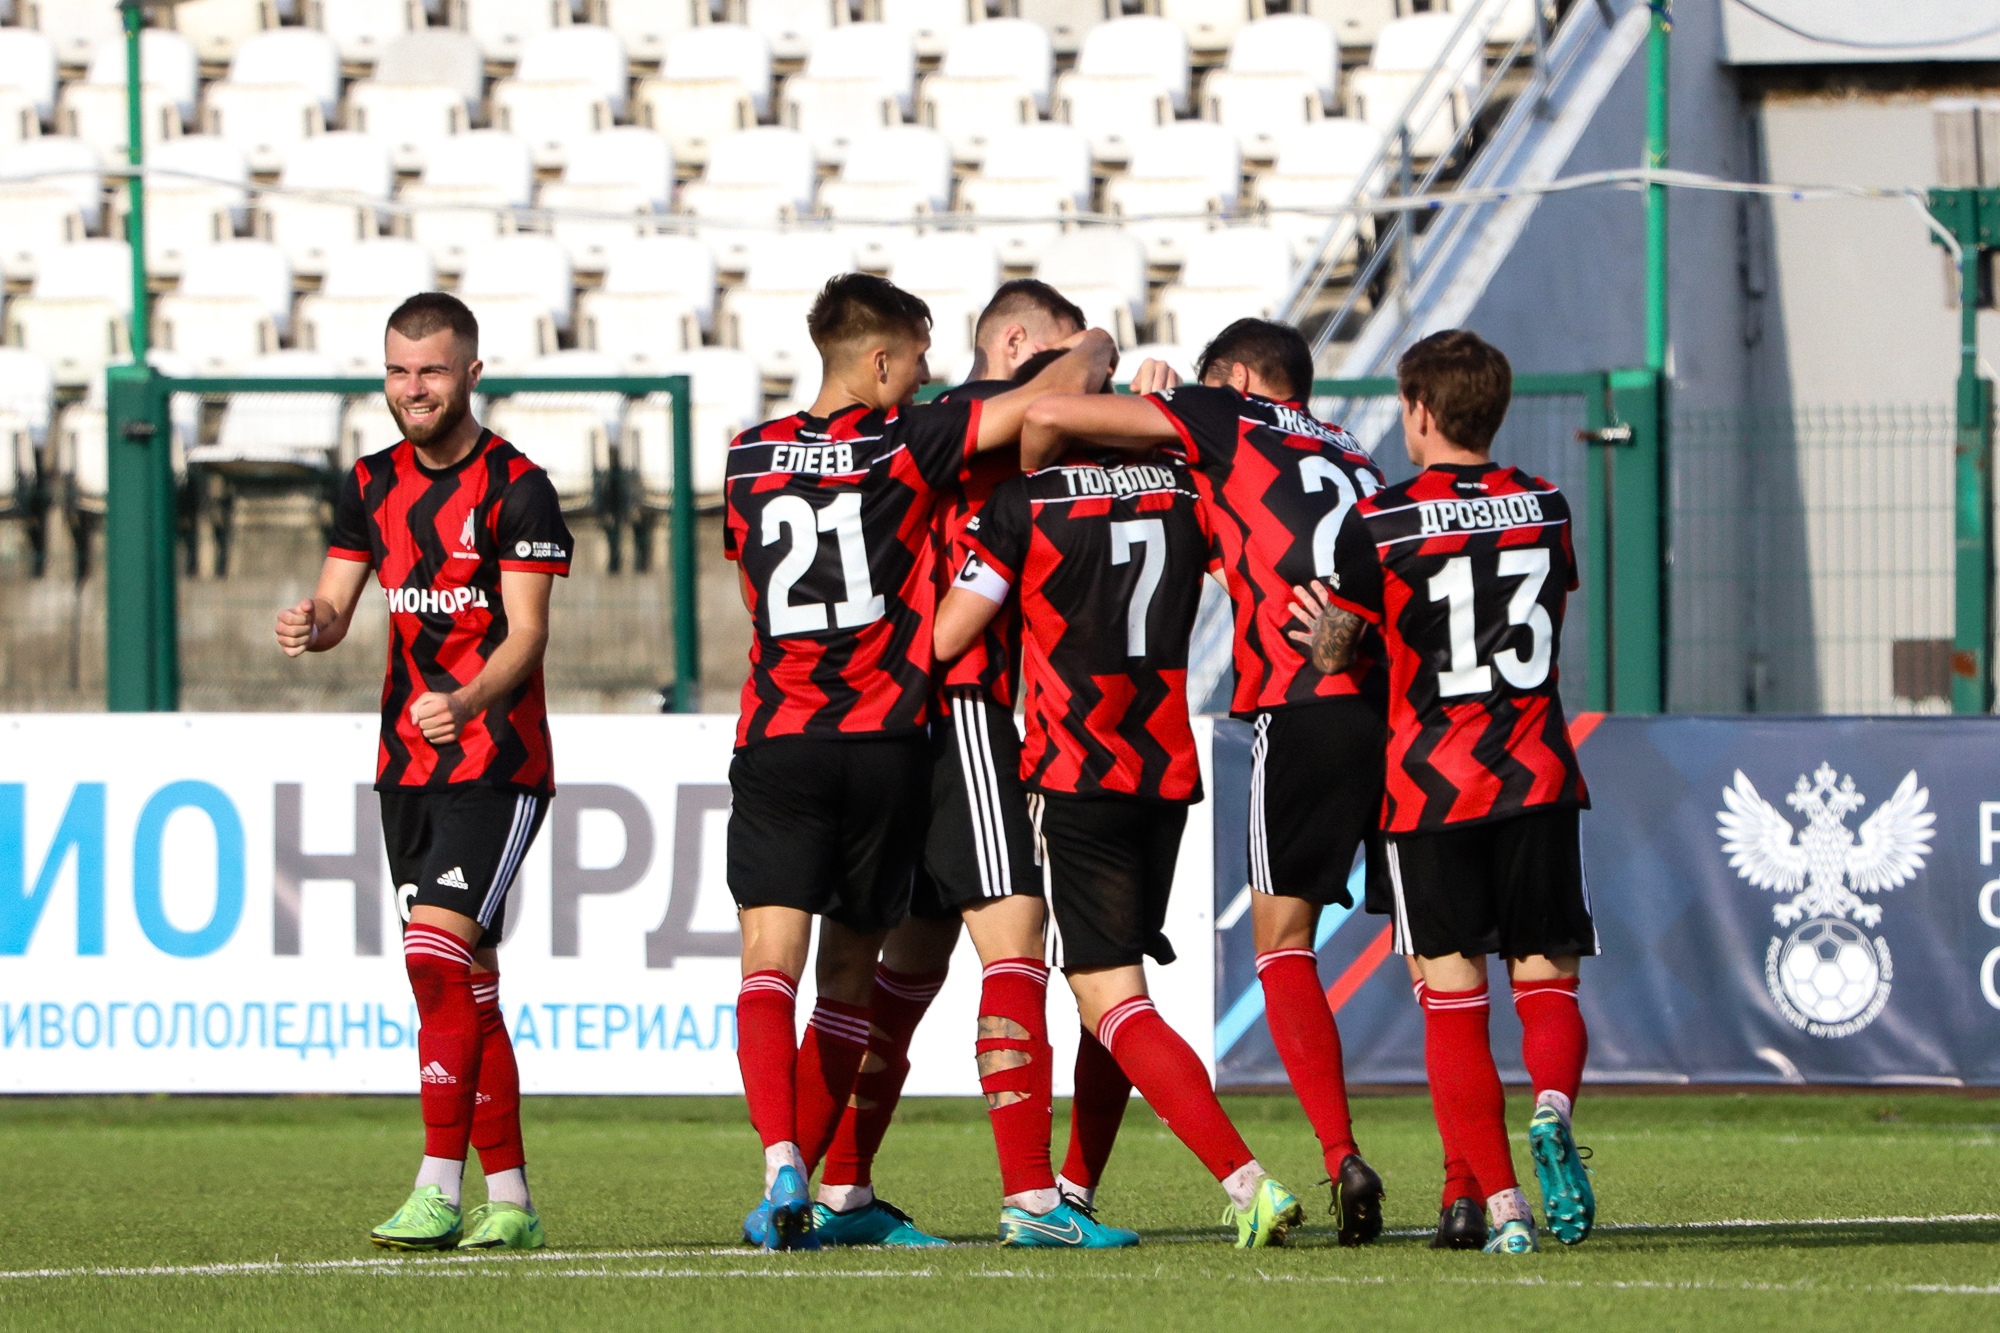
[404,923,482,1160]
[1098,996,1253,1181]
[820,965,948,1189]
[1255,948,1359,1173]
[976,958,1056,1197]
[469,973,524,1176]
[795,997,873,1171]
[736,970,800,1150]
[1060,1028,1131,1191]
[1513,977,1587,1108]
[1420,983,1517,1197]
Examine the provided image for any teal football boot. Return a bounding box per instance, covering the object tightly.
[812,1198,949,1247]
[1528,1104,1595,1245]
[998,1200,1139,1248]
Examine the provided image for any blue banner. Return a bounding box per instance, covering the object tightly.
[1214,715,2000,1087]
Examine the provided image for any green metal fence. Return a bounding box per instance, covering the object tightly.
[1669,404,1958,715]
[102,373,703,714]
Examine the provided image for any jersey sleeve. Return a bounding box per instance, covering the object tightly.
[954,475,1028,596]
[327,465,372,564]
[893,398,982,492]
[1144,384,1241,470]
[496,467,575,575]
[1326,505,1384,623]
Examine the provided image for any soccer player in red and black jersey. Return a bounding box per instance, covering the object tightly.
[722,273,1116,1251]
[275,293,571,1253]
[1020,318,1391,1244]
[934,423,1305,1249]
[1298,329,1596,1255]
[815,281,1143,1248]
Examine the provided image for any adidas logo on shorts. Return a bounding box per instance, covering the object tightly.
[436,866,470,891]
[420,1061,456,1085]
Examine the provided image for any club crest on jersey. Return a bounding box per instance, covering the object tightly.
[460,510,477,549]
[1717,764,1933,1039]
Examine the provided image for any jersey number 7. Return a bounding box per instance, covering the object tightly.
[1429,549,1554,696]
[1110,518,1166,657]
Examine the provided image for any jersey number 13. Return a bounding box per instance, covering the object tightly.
[1427,549,1553,696]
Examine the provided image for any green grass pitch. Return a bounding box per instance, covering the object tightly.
[0,1092,1995,1330]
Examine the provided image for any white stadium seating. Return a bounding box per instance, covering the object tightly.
[1228,13,1339,111]
[1,134,101,229]
[678,126,815,273]
[307,0,424,67]
[1254,117,1383,262]
[0,346,56,449]
[782,23,912,166]
[591,232,717,333]
[57,80,178,168]
[1076,16,1188,115]
[539,126,673,272]
[885,231,998,372]
[257,131,392,276]
[1157,0,1249,58]
[1348,13,1481,159]
[635,24,768,168]
[1035,229,1144,344]
[453,0,572,66]
[957,121,1090,267]
[1103,120,1240,266]
[345,30,483,171]
[170,0,280,66]
[204,350,345,468]
[0,87,41,152]
[0,183,85,281]
[735,0,837,64]
[1156,224,1292,350]
[817,125,950,269]
[202,30,345,173]
[918,18,1049,164]
[85,27,200,127]
[7,238,133,387]
[1300,0,1397,49]
[139,137,251,278]
[1111,339,1193,387]
[587,0,706,67]
[494,23,628,167]
[225,28,344,123]
[1202,67,1320,163]
[299,238,434,368]
[25,0,124,69]
[0,28,59,122]
[461,234,577,336]
[396,129,534,272]
[1010,0,1105,58]
[723,231,854,383]
[177,239,296,335]
[628,345,761,497]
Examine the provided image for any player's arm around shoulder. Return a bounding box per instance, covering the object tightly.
[977,328,1120,462]
[1285,506,1382,675]
[1019,356,1185,471]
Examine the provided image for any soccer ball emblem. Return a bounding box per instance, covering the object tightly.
[1775,918,1880,1024]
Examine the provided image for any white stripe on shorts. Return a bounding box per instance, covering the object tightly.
[1385,839,1412,956]
[1248,713,1274,895]
[951,693,1013,898]
[477,794,539,928]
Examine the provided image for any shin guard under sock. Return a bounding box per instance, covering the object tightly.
[405,923,482,1162]
[796,997,873,1172]
[1061,1028,1131,1193]
[736,970,800,1150]
[1513,976,1587,1111]
[977,959,1055,1197]
[470,973,525,1177]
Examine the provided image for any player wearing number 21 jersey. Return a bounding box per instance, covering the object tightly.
[1312,329,1595,1257]
[722,273,1117,1253]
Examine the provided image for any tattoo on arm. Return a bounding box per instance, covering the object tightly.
[1312,605,1365,675]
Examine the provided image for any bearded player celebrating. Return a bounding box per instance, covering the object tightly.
[276,293,572,1252]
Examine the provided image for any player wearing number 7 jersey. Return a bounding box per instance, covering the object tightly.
[722,273,1117,1251]
[1302,329,1596,1256]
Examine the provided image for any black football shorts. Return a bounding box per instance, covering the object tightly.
[727,734,930,934]
[1034,792,1188,971]
[1380,805,1598,961]
[381,785,549,950]
[1247,697,1385,908]
[909,690,1042,922]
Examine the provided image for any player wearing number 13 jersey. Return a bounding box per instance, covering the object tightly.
[722,273,1117,1252]
[1312,330,1595,1257]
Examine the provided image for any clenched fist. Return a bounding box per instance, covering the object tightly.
[275,598,318,657]
[410,690,473,744]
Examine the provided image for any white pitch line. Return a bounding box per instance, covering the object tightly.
[3,1213,1994,1283]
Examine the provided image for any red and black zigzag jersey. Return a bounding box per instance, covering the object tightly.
[1146,384,1386,717]
[1329,462,1589,833]
[929,379,1021,708]
[724,398,981,748]
[954,453,1211,803]
[328,429,574,795]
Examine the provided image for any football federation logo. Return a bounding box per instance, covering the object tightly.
[1717,764,1933,1038]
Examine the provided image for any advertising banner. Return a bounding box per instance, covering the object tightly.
[0,714,1215,1095]
[1214,714,2000,1087]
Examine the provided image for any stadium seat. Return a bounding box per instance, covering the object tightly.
[323,235,436,297]
[596,232,716,330]
[489,395,608,510]
[781,24,914,166]
[203,32,345,174]
[395,129,534,272]
[1227,13,1338,112]
[493,71,617,170]
[169,0,280,65]
[577,288,700,368]
[1076,16,1188,114]
[300,238,434,367]
[1296,0,1397,50]
[1103,120,1240,266]
[539,126,673,272]
[1034,229,1144,343]
[678,126,815,273]
[256,132,391,276]
[817,124,951,269]
[1201,68,1320,162]
[628,345,761,498]
[735,0,838,63]
[635,23,769,169]
[345,31,483,173]
[957,121,1090,267]
[1009,0,1106,58]
[870,0,975,61]
[587,0,706,67]
[918,18,1048,164]
[7,238,132,387]
[119,185,231,280]
[0,347,56,450]
[724,231,855,383]
[0,135,102,231]
[1445,0,1541,47]
[154,291,278,372]
[202,350,345,470]
[459,294,554,368]
[84,27,199,127]
[885,231,997,372]
[150,133,252,228]
[453,0,572,66]
[811,22,916,115]
[0,185,85,282]
[1156,0,1250,59]
[1347,13,1481,159]
[56,81,179,169]
[307,0,424,68]
[943,17,1052,113]
[24,0,124,70]
[0,89,40,154]
[0,28,58,124]
[460,233,575,334]
[223,28,344,125]
[515,22,632,116]
[1155,224,1291,350]
[1053,73,1170,168]
[177,239,296,335]
[338,396,401,467]
[1254,117,1382,262]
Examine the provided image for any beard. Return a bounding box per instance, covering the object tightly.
[392,389,471,447]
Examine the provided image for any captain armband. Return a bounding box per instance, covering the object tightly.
[954,553,1012,605]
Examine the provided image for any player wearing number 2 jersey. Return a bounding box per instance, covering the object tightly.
[1020,320,1389,1244]
[1306,329,1595,1258]
[722,273,1116,1252]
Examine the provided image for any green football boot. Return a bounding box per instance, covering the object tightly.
[369,1184,462,1251]
[460,1200,545,1250]
[1224,1176,1304,1249]
[1528,1104,1595,1245]
[1483,1217,1539,1254]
